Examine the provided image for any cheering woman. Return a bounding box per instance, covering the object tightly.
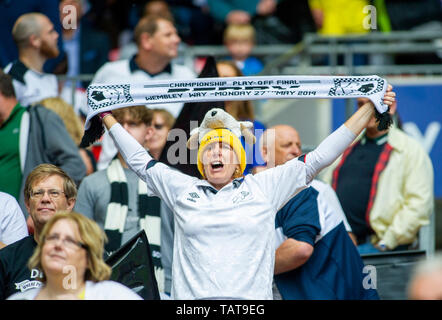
[97,85,395,300]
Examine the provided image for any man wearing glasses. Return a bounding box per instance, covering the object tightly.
[0,164,77,299]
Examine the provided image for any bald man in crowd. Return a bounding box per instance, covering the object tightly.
[260,124,378,300]
[4,13,59,106]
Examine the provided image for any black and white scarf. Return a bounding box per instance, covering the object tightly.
[80,75,392,147]
[104,158,164,292]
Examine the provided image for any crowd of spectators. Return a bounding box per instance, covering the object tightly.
[0,0,439,301]
[2,0,441,74]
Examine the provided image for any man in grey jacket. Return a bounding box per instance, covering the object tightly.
[0,70,85,214]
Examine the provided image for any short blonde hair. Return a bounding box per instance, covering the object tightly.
[39,97,83,146]
[24,164,77,203]
[223,24,256,43]
[112,105,154,127]
[28,211,112,283]
[134,14,174,46]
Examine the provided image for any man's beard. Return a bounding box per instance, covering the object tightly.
[40,39,59,59]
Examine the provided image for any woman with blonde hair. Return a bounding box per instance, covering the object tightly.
[7,212,141,300]
[39,97,84,146]
[94,83,395,299]
[39,97,97,175]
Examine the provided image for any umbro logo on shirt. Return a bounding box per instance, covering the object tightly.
[186,192,200,203]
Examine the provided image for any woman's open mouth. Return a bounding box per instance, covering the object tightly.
[211,161,224,171]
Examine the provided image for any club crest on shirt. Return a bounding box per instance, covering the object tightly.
[232,191,251,204]
[14,268,44,292]
[14,279,42,292]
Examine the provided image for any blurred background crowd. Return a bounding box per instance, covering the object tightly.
[0,0,441,300]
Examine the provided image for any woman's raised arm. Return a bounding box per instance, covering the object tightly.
[303,85,396,183]
[101,112,197,210]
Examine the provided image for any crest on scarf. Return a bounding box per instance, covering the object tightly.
[88,85,133,111]
[80,71,392,148]
[328,77,384,97]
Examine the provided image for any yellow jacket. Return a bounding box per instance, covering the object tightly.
[321,127,434,249]
[309,0,370,35]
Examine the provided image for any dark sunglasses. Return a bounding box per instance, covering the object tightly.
[154,123,165,130]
